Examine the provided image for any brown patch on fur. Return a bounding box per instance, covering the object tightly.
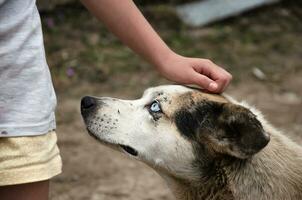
[176,91,228,107]
[191,91,229,104]
[161,91,228,123]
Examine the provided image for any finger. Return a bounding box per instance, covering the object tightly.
[192,67,224,92]
[221,73,232,92]
[192,59,213,77]
[217,70,232,92]
[191,71,219,92]
[192,59,231,92]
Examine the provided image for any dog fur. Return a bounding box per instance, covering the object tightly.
[81,85,302,200]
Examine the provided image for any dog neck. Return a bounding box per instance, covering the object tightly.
[224,129,302,200]
[158,156,235,200]
[160,129,302,200]
[160,170,234,200]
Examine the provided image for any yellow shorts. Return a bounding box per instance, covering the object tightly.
[0,131,62,186]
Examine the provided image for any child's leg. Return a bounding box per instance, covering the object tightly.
[0,131,62,198]
[0,180,49,200]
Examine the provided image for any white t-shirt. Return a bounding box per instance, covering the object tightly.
[0,0,57,137]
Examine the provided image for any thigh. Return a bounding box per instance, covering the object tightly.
[0,180,49,200]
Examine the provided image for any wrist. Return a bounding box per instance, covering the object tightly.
[153,50,179,72]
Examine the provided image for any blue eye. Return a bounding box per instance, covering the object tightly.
[150,100,161,112]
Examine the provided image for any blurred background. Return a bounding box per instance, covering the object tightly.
[38,0,301,199]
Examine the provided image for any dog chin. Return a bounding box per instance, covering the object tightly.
[86,128,114,145]
[86,128,138,156]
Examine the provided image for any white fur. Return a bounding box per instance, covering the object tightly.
[85,85,196,179]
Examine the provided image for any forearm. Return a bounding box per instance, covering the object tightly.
[81,0,232,93]
[81,0,173,68]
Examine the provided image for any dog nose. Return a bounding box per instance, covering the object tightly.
[81,96,96,111]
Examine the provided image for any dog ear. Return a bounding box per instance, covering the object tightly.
[175,102,270,159]
[211,103,270,158]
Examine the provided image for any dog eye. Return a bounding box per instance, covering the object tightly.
[149,100,161,113]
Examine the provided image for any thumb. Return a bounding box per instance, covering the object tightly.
[191,71,218,92]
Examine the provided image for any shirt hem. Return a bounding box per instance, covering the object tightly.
[0,115,56,137]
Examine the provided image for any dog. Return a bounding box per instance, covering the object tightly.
[81,85,302,200]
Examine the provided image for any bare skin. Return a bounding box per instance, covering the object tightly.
[81,0,232,93]
[0,180,49,200]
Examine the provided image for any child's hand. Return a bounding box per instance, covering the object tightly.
[157,53,232,93]
[81,0,232,93]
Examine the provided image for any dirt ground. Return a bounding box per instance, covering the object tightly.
[43,1,302,200]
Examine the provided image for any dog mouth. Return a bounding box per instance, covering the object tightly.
[86,129,138,157]
[119,144,138,156]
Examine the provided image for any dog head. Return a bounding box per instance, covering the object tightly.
[81,85,270,182]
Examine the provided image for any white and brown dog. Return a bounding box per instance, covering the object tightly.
[81,85,302,200]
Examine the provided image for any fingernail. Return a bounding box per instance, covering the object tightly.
[209,82,218,91]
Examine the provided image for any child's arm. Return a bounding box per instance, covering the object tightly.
[81,0,232,93]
